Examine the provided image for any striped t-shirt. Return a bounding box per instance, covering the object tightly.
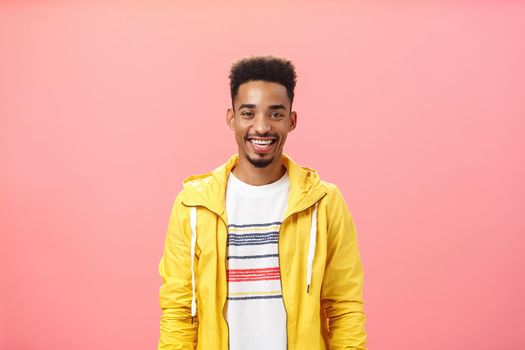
[225,169,290,350]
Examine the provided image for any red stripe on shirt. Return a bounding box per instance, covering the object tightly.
[227,267,281,282]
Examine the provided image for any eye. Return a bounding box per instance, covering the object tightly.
[240,111,254,118]
[270,111,284,119]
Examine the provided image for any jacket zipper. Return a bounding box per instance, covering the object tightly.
[225,238,230,350]
[277,220,289,350]
[219,215,231,350]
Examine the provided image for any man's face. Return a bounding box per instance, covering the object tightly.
[226,80,297,168]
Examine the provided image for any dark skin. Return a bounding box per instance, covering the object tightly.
[226,80,297,185]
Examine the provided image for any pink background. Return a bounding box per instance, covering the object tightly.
[1,1,524,349]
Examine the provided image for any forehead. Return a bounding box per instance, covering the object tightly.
[235,80,290,108]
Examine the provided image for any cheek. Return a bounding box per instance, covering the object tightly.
[235,130,246,143]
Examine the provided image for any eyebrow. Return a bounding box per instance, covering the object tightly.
[238,104,286,110]
[238,103,256,110]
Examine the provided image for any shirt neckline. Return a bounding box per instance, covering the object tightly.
[227,170,290,197]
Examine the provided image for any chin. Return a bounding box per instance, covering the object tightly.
[245,153,274,168]
[249,157,274,168]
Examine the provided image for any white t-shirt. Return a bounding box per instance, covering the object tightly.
[225,170,290,350]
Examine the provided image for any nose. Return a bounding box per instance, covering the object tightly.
[253,114,271,134]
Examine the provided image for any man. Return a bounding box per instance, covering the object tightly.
[158,55,367,350]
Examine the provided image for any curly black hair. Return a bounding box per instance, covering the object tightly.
[229,55,297,108]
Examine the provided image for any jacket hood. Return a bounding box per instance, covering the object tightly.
[180,153,327,223]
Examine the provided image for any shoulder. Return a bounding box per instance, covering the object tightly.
[318,179,353,217]
[167,171,214,208]
[320,180,344,200]
[320,179,338,192]
[172,157,232,208]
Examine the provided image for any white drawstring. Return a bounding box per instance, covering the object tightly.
[306,203,318,293]
[189,206,197,319]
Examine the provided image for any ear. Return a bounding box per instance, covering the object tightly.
[226,108,235,131]
[288,110,297,132]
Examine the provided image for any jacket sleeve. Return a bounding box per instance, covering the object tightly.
[158,192,198,350]
[321,185,367,350]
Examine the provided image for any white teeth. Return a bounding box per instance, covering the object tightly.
[251,139,273,145]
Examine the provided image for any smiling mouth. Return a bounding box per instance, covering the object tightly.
[246,137,277,153]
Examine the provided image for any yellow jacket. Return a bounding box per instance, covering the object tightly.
[158,153,367,349]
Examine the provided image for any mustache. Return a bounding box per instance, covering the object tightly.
[245,133,279,139]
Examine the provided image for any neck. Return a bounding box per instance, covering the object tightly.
[232,154,286,186]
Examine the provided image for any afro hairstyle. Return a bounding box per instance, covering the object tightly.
[229,55,297,108]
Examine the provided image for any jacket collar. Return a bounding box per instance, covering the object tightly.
[181,153,327,223]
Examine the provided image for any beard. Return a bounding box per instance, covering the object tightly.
[246,154,274,168]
